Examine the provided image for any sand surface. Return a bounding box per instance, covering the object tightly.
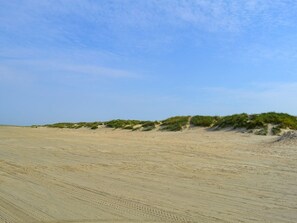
[1,126,297,223]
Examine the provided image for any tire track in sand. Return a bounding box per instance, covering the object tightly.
[0,160,194,222]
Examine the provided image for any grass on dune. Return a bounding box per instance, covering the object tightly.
[160,116,190,131]
[45,122,102,130]
[39,112,297,135]
[190,115,219,127]
[213,112,297,135]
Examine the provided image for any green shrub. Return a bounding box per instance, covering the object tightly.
[104,119,145,129]
[160,116,189,131]
[213,112,297,132]
[84,122,101,129]
[190,115,218,127]
[251,112,297,129]
[214,113,249,129]
[161,123,183,131]
[46,123,76,128]
[246,120,266,129]
[161,116,189,126]
[45,122,101,130]
[105,120,127,128]
[255,127,268,136]
[90,125,98,130]
[271,126,281,135]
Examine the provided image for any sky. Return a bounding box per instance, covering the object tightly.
[1,0,297,125]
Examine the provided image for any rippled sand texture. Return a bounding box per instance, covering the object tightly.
[0,126,297,223]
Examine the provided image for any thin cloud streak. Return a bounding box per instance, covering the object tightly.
[0,61,141,83]
[0,47,142,82]
[2,1,297,41]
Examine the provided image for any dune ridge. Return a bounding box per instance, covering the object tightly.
[37,112,297,136]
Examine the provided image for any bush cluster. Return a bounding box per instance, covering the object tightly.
[255,127,268,136]
[271,126,282,135]
[104,119,157,131]
[160,116,190,131]
[214,113,249,129]
[104,119,142,129]
[213,112,297,135]
[252,112,297,130]
[190,115,219,127]
[45,122,101,130]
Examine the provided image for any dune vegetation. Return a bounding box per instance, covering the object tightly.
[160,116,190,131]
[44,122,102,130]
[190,115,219,127]
[213,112,297,135]
[38,112,297,136]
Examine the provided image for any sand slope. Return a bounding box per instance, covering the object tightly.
[0,126,297,222]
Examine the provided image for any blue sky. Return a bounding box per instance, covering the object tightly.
[1,0,297,125]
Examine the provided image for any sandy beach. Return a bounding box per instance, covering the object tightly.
[1,126,297,223]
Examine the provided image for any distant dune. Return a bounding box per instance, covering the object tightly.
[38,112,297,136]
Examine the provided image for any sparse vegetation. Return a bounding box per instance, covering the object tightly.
[271,126,282,135]
[45,122,102,130]
[104,119,143,129]
[39,112,297,135]
[84,122,101,129]
[255,126,268,136]
[104,119,157,131]
[45,122,75,129]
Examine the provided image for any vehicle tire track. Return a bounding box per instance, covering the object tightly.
[0,195,39,223]
[53,180,193,222]
[0,161,194,222]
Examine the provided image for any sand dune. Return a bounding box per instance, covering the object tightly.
[1,126,297,222]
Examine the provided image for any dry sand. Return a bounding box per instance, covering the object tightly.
[0,126,297,223]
